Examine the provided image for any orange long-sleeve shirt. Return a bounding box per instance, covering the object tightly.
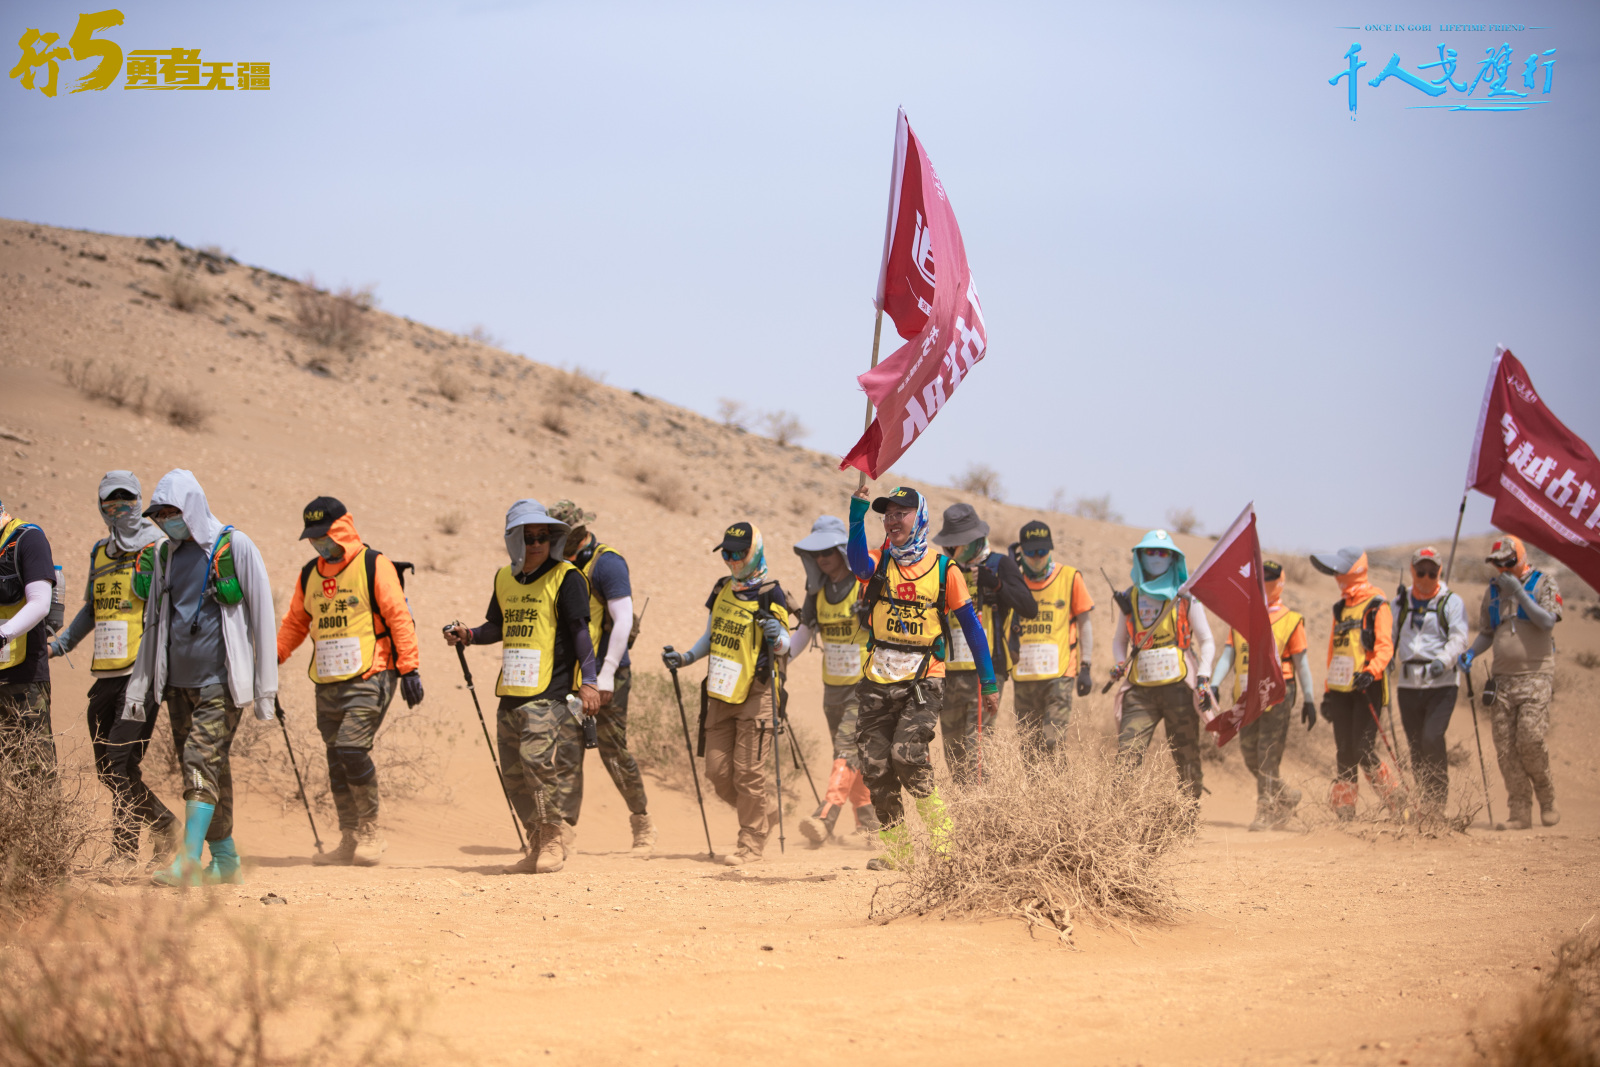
[276,513,419,677]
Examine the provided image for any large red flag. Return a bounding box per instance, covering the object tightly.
[1182,503,1286,747]
[1466,347,1600,594]
[841,109,987,479]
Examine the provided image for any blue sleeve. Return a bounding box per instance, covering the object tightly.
[847,496,875,580]
[953,601,997,692]
[589,551,631,602]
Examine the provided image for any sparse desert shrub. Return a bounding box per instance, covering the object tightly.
[539,406,570,436]
[627,464,689,513]
[431,365,466,403]
[956,463,1003,502]
[868,735,1195,940]
[761,410,807,446]
[157,385,210,431]
[162,271,211,311]
[1166,506,1200,536]
[0,726,102,920]
[435,510,465,536]
[465,323,502,347]
[1273,555,1311,585]
[0,897,426,1067]
[1046,488,1069,512]
[550,366,601,403]
[57,358,153,413]
[1072,494,1123,524]
[292,276,374,354]
[717,398,748,430]
[1572,650,1599,671]
[561,453,587,483]
[1482,923,1600,1067]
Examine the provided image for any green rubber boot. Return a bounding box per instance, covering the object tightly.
[866,820,912,871]
[152,800,214,888]
[915,788,952,857]
[203,836,242,884]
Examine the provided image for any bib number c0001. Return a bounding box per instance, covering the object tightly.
[1017,641,1060,678]
[1327,654,1355,689]
[93,620,129,662]
[1136,647,1182,684]
[501,648,544,691]
[823,641,862,678]
[705,655,744,700]
[315,637,364,679]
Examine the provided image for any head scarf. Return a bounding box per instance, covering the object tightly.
[146,469,225,550]
[1488,534,1531,578]
[730,523,768,588]
[99,470,160,555]
[886,489,929,566]
[1333,551,1380,606]
[1129,529,1188,600]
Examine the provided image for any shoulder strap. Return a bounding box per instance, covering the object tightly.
[1360,598,1383,651]
[861,550,892,615]
[299,557,318,597]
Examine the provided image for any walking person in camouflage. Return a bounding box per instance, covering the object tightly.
[49,471,176,870]
[930,503,1035,778]
[277,497,423,867]
[1009,520,1092,758]
[547,500,656,855]
[847,486,998,872]
[444,499,599,874]
[124,470,278,887]
[1459,535,1564,830]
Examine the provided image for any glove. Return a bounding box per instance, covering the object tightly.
[401,671,424,708]
[1353,671,1376,692]
[758,615,785,646]
[976,566,1001,595]
[662,646,696,670]
[48,638,65,657]
[1493,571,1523,598]
[1427,658,1448,679]
[1076,665,1092,697]
[1195,677,1213,713]
[1458,650,1476,672]
[1320,701,1335,724]
[1301,700,1317,731]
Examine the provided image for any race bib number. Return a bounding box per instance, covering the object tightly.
[870,646,925,683]
[1017,641,1060,678]
[316,637,364,679]
[93,620,129,662]
[1137,647,1183,684]
[705,655,744,700]
[823,641,862,678]
[501,647,543,690]
[1328,654,1355,689]
[946,626,974,665]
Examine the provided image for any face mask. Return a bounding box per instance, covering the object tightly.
[100,500,139,528]
[1141,551,1172,578]
[159,515,191,542]
[311,536,345,562]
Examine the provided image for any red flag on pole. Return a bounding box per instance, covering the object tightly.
[1181,503,1286,747]
[841,109,987,479]
[1465,347,1600,593]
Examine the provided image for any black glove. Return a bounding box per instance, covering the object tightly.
[401,671,424,708]
[1076,664,1092,698]
[1301,700,1317,731]
[1195,677,1213,714]
[976,566,1001,595]
[1353,671,1376,692]
[1320,700,1335,724]
[663,646,696,670]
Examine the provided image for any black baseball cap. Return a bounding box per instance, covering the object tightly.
[1263,560,1283,581]
[300,496,347,539]
[871,486,924,514]
[1019,520,1053,553]
[713,521,755,556]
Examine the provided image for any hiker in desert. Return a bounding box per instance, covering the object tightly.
[1390,546,1469,818]
[0,492,60,777]
[1008,519,1093,759]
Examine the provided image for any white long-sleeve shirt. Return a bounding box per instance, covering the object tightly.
[1392,584,1471,690]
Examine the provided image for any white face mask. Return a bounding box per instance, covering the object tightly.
[1141,551,1172,578]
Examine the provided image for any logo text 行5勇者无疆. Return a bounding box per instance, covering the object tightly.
[9,9,269,98]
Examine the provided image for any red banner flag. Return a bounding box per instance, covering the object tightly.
[841,109,987,479]
[1466,347,1600,594]
[1182,503,1286,747]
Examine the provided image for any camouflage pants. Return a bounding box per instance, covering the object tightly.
[315,670,397,831]
[823,682,863,770]
[703,680,779,854]
[1014,676,1073,756]
[1490,672,1554,816]
[497,695,581,837]
[937,670,992,781]
[1239,680,1297,802]
[0,680,55,779]
[165,684,243,842]
[857,677,942,827]
[559,664,649,823]
[1117,682,1203,799]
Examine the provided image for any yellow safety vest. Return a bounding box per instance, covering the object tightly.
[706,579,773,705]
[1014,564,1080,682]
[1231,610,1303,703]
[89,541,145,673]
[1127,588,1190,687]
[1328,593,1385,699]
[814,580,868,686]
[302,547,378,684]
[580,543,620,656]
[494,560,578,698]
[864,554,945,684]
[0,518,35,671]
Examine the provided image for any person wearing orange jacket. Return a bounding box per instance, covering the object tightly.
[1309,547,1397,820]
[277,497,422,866]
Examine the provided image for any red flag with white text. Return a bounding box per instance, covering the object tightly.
[1465,347,1600,594]
[1182,504,1286,747]
[841,109,987,479]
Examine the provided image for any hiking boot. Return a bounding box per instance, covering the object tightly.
[865,856,895,871]
[559,821,576,857]
[630,813,657,854]
[854,804,881,833]
[148,814,180,869]
[1504,801,1533,830]
[101,852,143,881]
[313,832,358,866]
[1248,798,1273,833]
[353,821,386,867]
[1271,787,1302,829]
[535,825,567,873]
[720,847,761,867]
[799,803,840,848]
[1540,802,1561,827]
[501,850,541,875]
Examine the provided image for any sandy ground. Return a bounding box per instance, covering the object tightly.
[4,218,1600,1065]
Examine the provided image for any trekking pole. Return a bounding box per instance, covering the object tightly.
[1462,665,1498,829]
[782,722,822,805]
[771,706,786,854]
[447,624,527,852]
[665,648,716,861]
[273,698,324,853]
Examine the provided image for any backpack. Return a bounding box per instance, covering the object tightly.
[709,575,792,686]
[858,550,951,678]
[132,528,243,606]
[0,523,41,604]
[299,545,415,665]
[1331,596,1385,653]
[1395,585,1454,639]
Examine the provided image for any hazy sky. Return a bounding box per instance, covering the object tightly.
[4,0,1596,549]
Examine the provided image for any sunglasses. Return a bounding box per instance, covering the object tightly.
[522,529,553,545]
[1142,548,1172,558]
[1022,548,1050,558]
[721,547,749,562]
[1414,563,1440,576]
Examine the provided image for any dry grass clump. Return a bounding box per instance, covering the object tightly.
[716,398,747,429]
[56,359,209,430]
[430,365,466,403]
[549,366,601,403]
[956,463,1003,502]
[0,727,101,921]
[1480,922,1600,1067]
[539,406,570,436]
[761,410,807,447]
[158,385,210,431]
[1166,506,1200,536]
[162,272,211,311]
[626,463,690,513]
[869,735,1196,940]
[0,897,426,1067]
[292,277,375,354]
[435,510,465,536]
[1574,650,1600,671]
[1072,493,1123,524]
[1292,763,1483,839]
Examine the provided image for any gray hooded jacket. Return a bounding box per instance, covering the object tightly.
[123,470,278,720]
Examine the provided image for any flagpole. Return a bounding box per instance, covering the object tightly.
[1443,493,1468,583]
[857,308,884,490]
